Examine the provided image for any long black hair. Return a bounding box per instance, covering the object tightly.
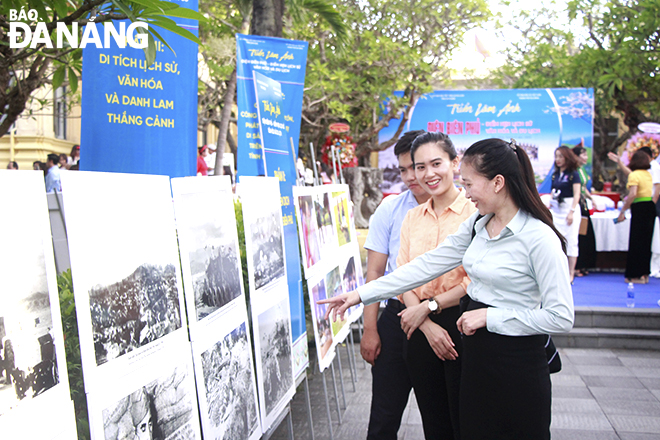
[462,138,567,253]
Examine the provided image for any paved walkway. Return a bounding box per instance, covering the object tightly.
[271,342,660,440]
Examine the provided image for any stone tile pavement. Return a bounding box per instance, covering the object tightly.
[270,342,660,440]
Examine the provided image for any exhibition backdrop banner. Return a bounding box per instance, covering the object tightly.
[236,34,309,376]
[0,171,76,439]
[378,88,594,193]
[80,1,199,177]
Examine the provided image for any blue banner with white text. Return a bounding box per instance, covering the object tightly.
[80,0,198,177]
[378,88,594,193]
[236,34,309,369]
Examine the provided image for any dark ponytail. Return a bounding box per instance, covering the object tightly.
[462,138,567,254]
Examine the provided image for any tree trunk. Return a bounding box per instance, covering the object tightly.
[251,0,284,37]
[213,68,237,175]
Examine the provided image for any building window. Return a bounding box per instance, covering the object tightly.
[54,86,67,139]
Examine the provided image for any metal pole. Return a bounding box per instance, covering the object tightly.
[335,347,347,409]
[348,329,358,385]
[329,361,343,424]
[303,375,316,440]
[286,404,294,440]
[321,370,335,440]
[330,145,338,183]
[335,147,345,184]
[344,341,356,392]
[309,142,320,185]
[291,138,302,187]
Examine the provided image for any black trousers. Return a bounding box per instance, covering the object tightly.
[460,300,551,440]
[405,305,462,440]
[626,201,656,279]
[367,299,412,440]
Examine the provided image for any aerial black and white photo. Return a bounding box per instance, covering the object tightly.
[172,181,243,321]
[102,365,197,440]
[200,322,259,440]
[89,263,182,366]
[60,172,186,384]
[249,210,285,290]
[0,172,65,418]
[258,299,293,415]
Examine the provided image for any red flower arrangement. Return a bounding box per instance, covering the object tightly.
[321,131,358,169]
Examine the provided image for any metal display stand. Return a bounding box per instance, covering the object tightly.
[262,403,295,440]
[335,349,347,409]
[329,360,343,422]
[296,370,315,440]
[321,369,336,440]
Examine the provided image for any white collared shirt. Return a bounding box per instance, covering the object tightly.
[358,210,574,336]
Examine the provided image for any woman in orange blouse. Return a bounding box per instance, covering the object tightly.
[396,132,477,440]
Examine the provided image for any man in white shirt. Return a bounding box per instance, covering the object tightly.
[45,154,62,193]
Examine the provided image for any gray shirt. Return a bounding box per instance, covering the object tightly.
[357,210,574,336]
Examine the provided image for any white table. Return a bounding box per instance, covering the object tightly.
[591,210,660,253]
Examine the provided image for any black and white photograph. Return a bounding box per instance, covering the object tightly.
[200,322,259,440]
[240,177,287,293]
[172,178,243,322]
[101,365,197,440]
[249,210,285,290]
[60,172,187,390]
[0,172,68,421]
[89,263,182,366]
[258,299,294,416]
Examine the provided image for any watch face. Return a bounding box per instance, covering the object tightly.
[428,299,438,312]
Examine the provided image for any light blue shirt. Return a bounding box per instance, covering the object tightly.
[358,210,574,336]
[45,166,61,193]
[363,190,419,273]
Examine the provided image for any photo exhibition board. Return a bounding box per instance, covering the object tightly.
[239,176,295,430]
[171,176,246,342]
[86,343,201,440]
[190,302,261,440]
[60,171,189,394]
[306,272,337,372]
[294,185,364,334]
[0,171,76,439]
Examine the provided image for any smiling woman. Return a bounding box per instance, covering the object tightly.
[320,138,574,440]
[394,132,477,439]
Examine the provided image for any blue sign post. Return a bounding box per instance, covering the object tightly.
[80,2,199,177]
[236,34,309,376]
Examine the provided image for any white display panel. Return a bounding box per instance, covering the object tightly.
[239,176,295,431]
[60,171,188,393]
[0,171,75,439]
[171,176,245,341]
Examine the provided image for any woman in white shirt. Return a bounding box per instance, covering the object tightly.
[320,138,574,440]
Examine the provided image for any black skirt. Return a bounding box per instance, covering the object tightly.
[460,300,551,440]
[626,200,656,279]
[576,199,597,270]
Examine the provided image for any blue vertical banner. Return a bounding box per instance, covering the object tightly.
[80,1,199,177]
[236,34,309,376]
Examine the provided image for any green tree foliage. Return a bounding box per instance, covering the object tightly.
[57,269,90,440]
[0,0,203,136]
[290,0,490,158]
[490,0,660,185]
